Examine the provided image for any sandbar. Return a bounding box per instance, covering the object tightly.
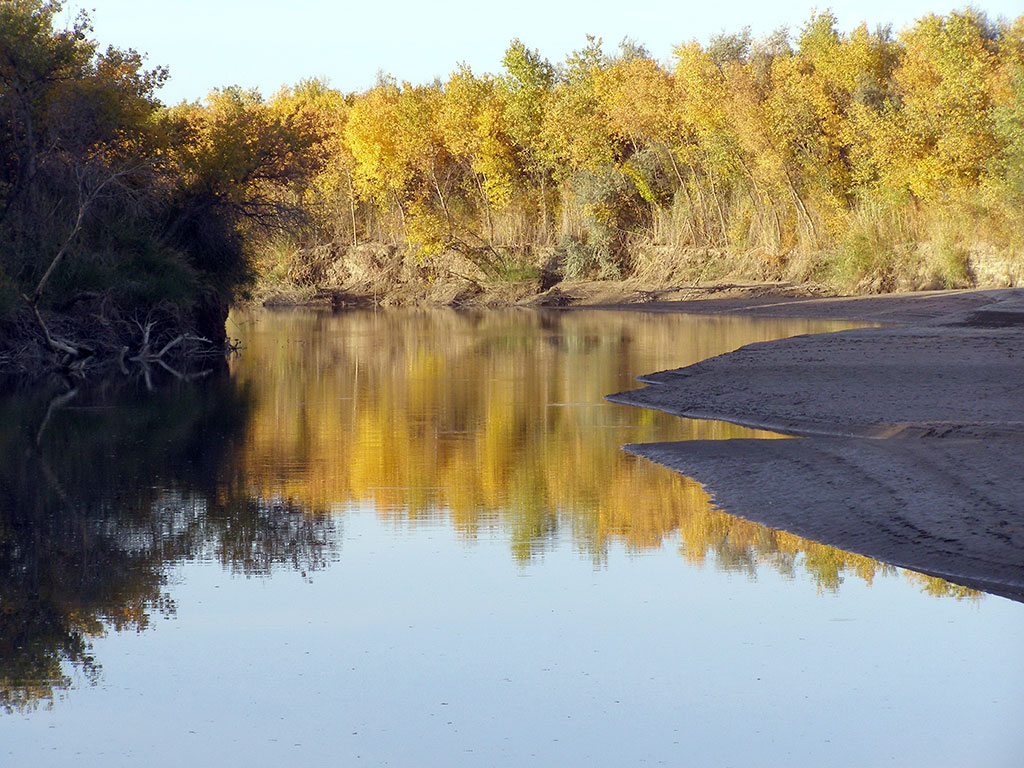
[606,288,1024,601]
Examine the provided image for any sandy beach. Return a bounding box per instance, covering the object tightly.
[605,287,1024,601]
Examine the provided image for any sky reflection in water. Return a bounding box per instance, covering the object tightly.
[1,308,1021,766]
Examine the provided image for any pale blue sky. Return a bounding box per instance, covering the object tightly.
[65,1,1023,104]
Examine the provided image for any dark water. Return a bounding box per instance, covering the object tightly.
[1,308,1021,766]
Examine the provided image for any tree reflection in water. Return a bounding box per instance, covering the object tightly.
[234,309,978,594]
[0,309,978,712]
[0,377,338,712]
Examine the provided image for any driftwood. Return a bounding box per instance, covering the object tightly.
[21,298,94,361]
[4,307,223,384]
[125,318,216,390]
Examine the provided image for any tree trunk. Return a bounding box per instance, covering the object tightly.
[346,171,358,246]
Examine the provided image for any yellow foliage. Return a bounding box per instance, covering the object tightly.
[194,10,1024,288]
[885,11,1002,198]
[439,67,519,210]
[230,307,914,588]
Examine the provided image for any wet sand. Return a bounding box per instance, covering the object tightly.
[606,288,1024,601]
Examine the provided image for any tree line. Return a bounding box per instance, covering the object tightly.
[257,8,1023,291]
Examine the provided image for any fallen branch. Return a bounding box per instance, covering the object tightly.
[155,334,185,358]
[130,331,212,363]
[21,295,90,359]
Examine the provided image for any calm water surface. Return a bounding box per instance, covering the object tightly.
[1,308,1021,767]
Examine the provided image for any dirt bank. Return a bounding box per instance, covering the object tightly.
[606,287,1024,602]
[255,276,838,311]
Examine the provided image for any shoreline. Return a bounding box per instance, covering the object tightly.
[256,276,1017,323]
[605,287,1024,602]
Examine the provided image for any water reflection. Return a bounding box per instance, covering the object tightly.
[0,379,338,712]
[232,307,971,596]
[0,308,978,712]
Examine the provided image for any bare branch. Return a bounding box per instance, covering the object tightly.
[29,162,146,305]
[22,293,83,357]
[155,334,185,358]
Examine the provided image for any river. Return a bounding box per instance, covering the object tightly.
[1,308,1021,766]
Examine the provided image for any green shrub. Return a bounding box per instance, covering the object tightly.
[933,242,972,288]
[560,233,621,280]
[493,261,540,282]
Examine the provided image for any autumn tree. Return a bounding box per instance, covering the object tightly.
[883,11,1002,199]
[0,1,194,360]
[498,40,555,242]
[595,50,685,245]
[160,85,325,324]
[0,0,94,228]
[438,65,519,245]
[671,37,749,247]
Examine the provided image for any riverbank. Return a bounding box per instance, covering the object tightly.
[606,287,1024,601]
